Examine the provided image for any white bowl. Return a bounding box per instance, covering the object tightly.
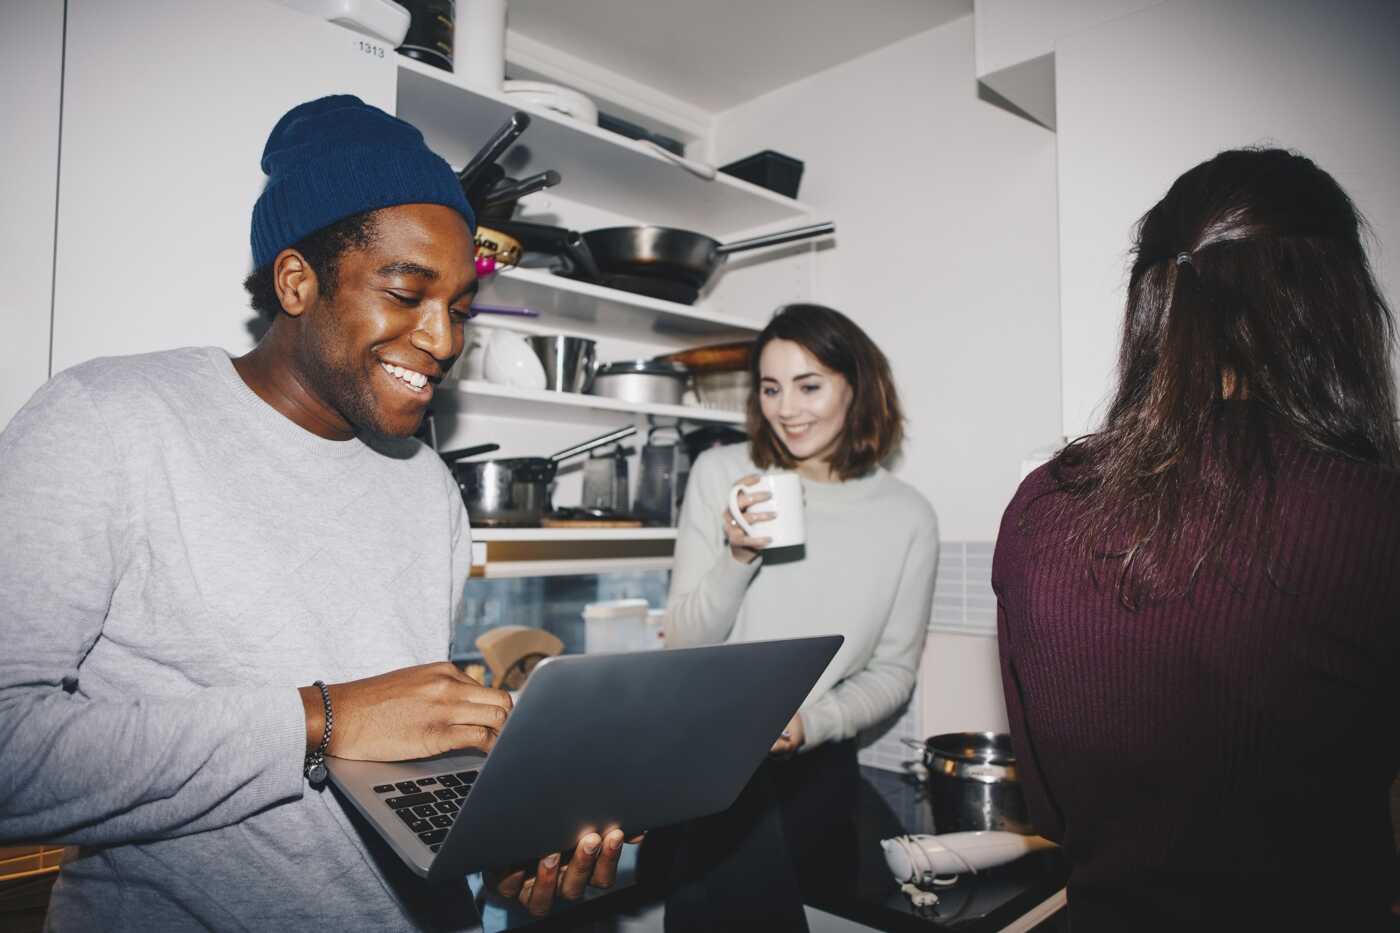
[482,332,547,390]
[502,80,599,125]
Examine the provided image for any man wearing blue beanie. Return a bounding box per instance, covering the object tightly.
[0,95,622,930]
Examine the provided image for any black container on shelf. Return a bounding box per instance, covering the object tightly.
[719,150,804,199]
[397,0,455,73]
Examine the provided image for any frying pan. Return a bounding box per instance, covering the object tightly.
[496,219,833,305]
[500,219,834,303]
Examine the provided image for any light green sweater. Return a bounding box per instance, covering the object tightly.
[664,443,939,750]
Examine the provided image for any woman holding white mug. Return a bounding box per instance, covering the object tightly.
[647,304,939,930]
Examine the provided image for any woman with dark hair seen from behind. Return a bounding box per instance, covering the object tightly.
[994,147,1400,932]
[646,303,939,931]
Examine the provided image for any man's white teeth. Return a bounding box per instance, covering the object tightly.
[381,361,428,389]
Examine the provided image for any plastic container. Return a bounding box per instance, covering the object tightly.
[583,599,662,653]
[719,150,805,199]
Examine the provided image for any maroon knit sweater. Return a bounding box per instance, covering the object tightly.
[994,416,1400,931]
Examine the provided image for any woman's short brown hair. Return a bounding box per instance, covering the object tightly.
[747,303,905,480]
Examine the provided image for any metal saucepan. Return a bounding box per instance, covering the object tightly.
[440,425,637,526]
[496,219,836,305]
[589,359,689,406]
[902,732,1032,835]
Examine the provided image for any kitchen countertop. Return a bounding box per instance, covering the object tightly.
[807,765,1068,932]
[507,765,1069,932]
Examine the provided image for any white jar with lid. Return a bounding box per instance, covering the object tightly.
[583,598,662,653]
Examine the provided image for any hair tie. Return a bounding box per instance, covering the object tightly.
[1175,252,1193,266]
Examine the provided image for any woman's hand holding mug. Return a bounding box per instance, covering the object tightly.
[725,472,806,564]
[723,473,774,563]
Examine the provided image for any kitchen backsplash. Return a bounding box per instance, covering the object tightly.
[454,540,996,773]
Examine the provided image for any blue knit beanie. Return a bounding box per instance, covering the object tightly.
[250,95,475,269]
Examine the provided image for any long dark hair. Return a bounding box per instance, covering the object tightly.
[1049,147,1399,607]
[747,303,904,480]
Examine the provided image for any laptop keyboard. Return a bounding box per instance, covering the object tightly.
[372,770,479,853]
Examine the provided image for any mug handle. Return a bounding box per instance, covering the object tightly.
[727,479,761,537]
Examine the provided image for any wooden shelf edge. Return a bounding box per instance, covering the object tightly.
[472,556,675,579]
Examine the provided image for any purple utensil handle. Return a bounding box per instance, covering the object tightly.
[472,304,541,318]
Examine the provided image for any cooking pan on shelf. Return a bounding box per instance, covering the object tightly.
[494,219,835,305]
[438,425,637,526]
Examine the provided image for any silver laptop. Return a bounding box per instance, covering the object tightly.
[326,635,843,882]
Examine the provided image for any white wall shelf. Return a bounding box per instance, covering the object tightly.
[479,266,761,348]
[394,56,812,236]
[443,378,745,427]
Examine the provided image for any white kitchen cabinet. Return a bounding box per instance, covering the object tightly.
[50,0,397,376]
[0,0,65,430]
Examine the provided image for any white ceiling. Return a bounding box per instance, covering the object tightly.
[506,0,974,113]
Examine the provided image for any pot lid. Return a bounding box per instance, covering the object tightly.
[596,359,689,377]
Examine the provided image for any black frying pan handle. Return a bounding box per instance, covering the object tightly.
[457,112,531,187]
[492,219,577,254]
[482,170,562,210]
[439,443,501,464]
[715,221,836,256]
[464,163,507,211]
[491,220,605,284]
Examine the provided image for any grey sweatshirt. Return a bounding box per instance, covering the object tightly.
[664,444,939,750]
[0,348,476,931]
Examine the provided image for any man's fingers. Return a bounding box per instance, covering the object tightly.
[523,853,561,916]
[590,830,626,889]
[450,699,510,732]
[495,867,527,901]
[444,723,498,754]
[559,834,602,901]
[464,682,513,711]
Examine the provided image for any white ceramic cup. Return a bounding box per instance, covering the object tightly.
[728,472,805,549]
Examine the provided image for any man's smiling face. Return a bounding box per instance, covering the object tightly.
[296,203,477,439]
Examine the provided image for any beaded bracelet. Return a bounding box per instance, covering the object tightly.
[304,680,333,786]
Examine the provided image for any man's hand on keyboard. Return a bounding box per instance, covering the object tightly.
[299,662,513,761]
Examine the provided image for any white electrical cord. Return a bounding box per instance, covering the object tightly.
[640,139,718,180]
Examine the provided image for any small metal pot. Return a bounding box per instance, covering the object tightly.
[904,732,1031,835]
[441,426,637,526]
[589,360,689,406]
[527,335,597,393]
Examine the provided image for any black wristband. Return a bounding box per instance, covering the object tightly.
[304,680,333,787]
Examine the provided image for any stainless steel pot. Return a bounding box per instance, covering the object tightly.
[589,360,689,405]
[441,426,637,526]
[526,335,597,393]
[904,732,1031,834]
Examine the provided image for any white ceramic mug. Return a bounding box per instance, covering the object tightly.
[728,472,805,549]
